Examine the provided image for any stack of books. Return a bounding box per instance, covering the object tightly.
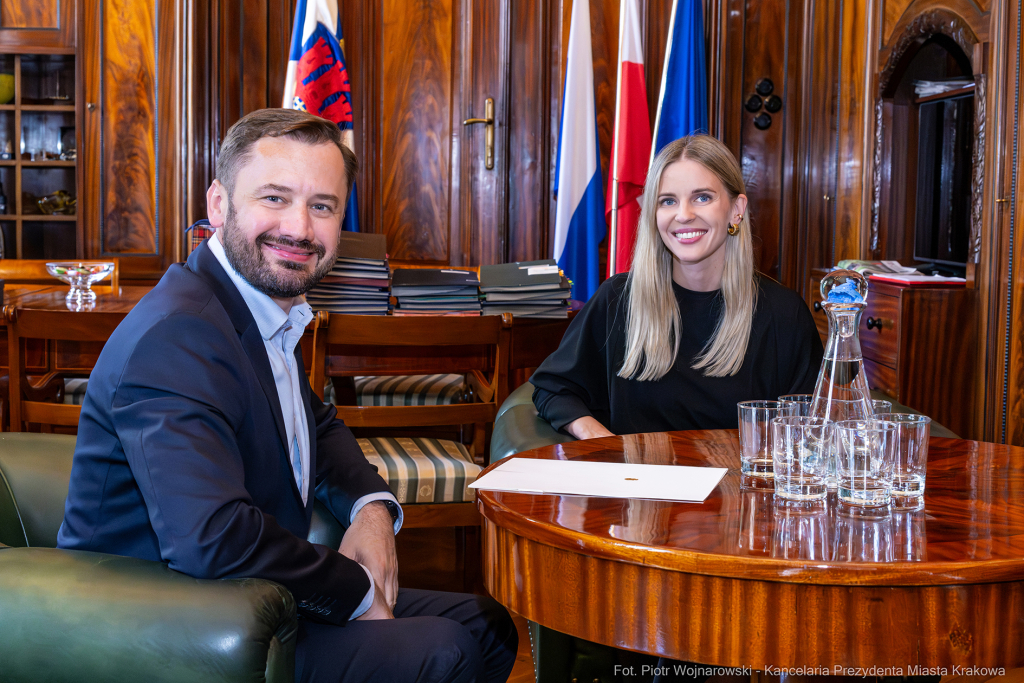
[479,259,571,319]
[391,268,481,316]
[305,232,391,315]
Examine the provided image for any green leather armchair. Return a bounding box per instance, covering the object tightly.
[0,433,346,683]
[489,382,959,683]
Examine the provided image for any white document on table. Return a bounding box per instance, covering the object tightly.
[469,458,727,502]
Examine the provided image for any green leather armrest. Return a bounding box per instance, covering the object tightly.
[0,546,296,683]
[490,382,576,464]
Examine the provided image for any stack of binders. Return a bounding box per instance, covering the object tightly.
[305,232,391,315]
[479,259,571,319]
[391,268,481,316]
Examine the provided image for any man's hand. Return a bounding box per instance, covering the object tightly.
[340,501,399,610]
[566,416,615,440]
[354,581,394,621]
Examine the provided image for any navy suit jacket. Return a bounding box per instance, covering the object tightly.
[57,241,392,623]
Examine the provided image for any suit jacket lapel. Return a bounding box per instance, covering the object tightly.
[186,242,292,464]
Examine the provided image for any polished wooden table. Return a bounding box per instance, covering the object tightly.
[477,430,1024,670]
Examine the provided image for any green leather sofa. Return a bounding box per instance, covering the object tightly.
[0,432,346,683]
[489,381,959,683]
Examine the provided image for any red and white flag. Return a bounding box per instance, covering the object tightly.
[606,0,652,277]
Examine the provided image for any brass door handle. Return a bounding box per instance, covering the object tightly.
[463,97,495,170]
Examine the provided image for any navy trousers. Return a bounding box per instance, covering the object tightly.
[295,588,518,683]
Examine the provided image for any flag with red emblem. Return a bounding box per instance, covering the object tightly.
[605,0,651,277]
[283,0,360,232]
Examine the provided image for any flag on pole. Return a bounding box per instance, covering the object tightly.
[553,0,606,303]
[650,0,708,159]
[283,0,361,232]
[606,0,652,277]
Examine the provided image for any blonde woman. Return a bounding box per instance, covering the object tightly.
[531,135,823,439]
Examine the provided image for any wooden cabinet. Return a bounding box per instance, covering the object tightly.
[0,0,185,278]
[80,0,185,278]
[809,270,978,438]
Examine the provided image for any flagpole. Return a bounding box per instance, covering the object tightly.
[650,0,679,166]
[610,182,620,276]
[608,0,629,277]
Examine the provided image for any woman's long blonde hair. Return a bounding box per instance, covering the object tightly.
[618,136,757,381]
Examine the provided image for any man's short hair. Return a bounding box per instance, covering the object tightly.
[216,108,358,199]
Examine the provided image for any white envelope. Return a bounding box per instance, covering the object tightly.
[469,458,727,503]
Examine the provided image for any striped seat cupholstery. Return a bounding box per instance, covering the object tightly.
[358,436,481,504]
[323,373,469,407]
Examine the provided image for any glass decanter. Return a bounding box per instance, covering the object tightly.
[811,269,874,487]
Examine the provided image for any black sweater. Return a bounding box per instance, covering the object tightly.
[531,273,824,435]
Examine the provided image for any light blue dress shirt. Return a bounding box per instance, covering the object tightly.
[208,233,401,619]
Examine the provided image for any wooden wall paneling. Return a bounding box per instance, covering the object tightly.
[793,0,840,299]
[776,0,806,291]
[719,0,744,154]
[241,0,269,116]
[379,0,454,263]
[0,0,74,50]
[81,0,186,278]
[341,0,377,237]
[737,0,790,280]
[1,0,59,28]
[1001,0,1024,445]
[703,0,726,140]
[832,0,879,262]
[506,0,553,263]
[979,0,1014,443]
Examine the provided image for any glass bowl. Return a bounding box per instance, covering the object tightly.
[46,261,115,305]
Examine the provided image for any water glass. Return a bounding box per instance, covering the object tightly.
[737,400,783,477]
[772,416,829,500]
[871,399,893,415]
[834,419,897,506]
[875,413,930,497]
[779,394,813,417]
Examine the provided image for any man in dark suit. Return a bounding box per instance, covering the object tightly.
[58,108,517,683]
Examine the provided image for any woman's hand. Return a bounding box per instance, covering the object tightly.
[565,416,615,440]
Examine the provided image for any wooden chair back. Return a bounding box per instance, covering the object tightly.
[310,312,511,433]
[7,308,127,431]
[0,259,121,293]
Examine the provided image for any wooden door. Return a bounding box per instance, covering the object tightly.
[349,0,510,267]
[80,0,186,279]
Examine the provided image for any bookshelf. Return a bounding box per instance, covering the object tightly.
[0,53,79,260]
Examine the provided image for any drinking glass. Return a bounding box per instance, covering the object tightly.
[737,400,783,477]
[872,399,893,415]
[875,413,930,497]
[834,419,897,507]
[779,394,813,417]
[772,416,829,500]
[771,498,831,560]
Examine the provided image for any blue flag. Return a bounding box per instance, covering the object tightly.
[553,0,606,303]
[651,0,708,158]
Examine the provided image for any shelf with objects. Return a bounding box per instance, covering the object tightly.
[0,53,79,260]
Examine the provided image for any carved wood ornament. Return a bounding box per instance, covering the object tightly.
[872,9,983,263]
[878,10,978,96]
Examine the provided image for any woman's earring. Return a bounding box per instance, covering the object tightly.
[728,222,739,236]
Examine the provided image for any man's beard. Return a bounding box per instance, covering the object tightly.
[220,201,338,299]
